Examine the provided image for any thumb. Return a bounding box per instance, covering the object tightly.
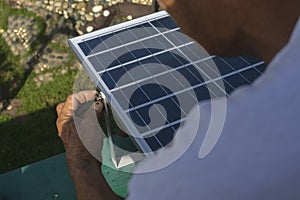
[73,102,105,162]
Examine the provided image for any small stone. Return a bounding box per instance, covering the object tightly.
[94,13,101,18]
[127,15,133,20]
[71,3,77,8]
[86,14,94,22]
[80,15,86,21]
[92,5,102,13]
[75,22,81,29]
[78,10,85,16]
[76,2,85,10]
[6,104,13,111]
[38,75,44,81]
[54,2,62,7]
[77,29,84,35]
[67,7,73,14]
[0,29,4,34]
[48,5,54,11]
[103,10,110,17]
[86,26,94,33]
[62,2,68,9]
[61,69,67,74]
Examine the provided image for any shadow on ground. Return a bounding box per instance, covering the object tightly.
[0,106,64,174]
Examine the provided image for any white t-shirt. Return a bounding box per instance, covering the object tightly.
[128,18,300,200]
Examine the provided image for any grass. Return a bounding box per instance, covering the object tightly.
[0,71,77,173]
[0,0,46,102]
[0,0,78,173]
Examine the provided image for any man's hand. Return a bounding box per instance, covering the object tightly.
[56,90,121,200]
[56,90,103,164]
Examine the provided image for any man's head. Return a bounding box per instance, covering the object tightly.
[158,0,300,62]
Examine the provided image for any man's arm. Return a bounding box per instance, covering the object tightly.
[66,147,121,200]
[56,91,121,200]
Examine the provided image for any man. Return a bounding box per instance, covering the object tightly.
[56,0,300,199]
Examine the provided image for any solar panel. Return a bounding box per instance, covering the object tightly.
[69,11,265,162]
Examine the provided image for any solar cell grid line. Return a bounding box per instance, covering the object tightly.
[124,60,264,114]
[219,57,255,84]
[68,10,266,156]
[202,59,238,94]
[119,66,188,135]
[127,29,204,107]
[109,55,215,93]
[141,118,185,138]
[240,56,266,74]
[124,39,199,115]
[177,44,239,93]
[95,41,194,75]
[219,57,264,84]
[78,17,179,57]
[148,21,229,98]
[174,41,238,98]
[177,41,265,95]
[102,46,182,136]
[83,27,180,59]
[104,16,200,148]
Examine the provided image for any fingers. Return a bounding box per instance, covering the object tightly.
[56,102,65,117]
[56,90,98,136]
[71,90,97,111]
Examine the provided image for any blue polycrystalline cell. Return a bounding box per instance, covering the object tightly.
[142,22,159,35]
[239,67,263,83]
[255,64,266,73]
[163,31,185,46]
[176,64,205,87]
[140,36,172,50]
[144,135,162,151]
[155,126,176,146]
[79,37,107,56]
[150,35,174,49]
[150,16,178,30]
[154,51,186,68]
[111,47,136,64]
[220,57,252,71]
[99,33,123,49]
[113,29,137,44]
[78,41,91,56]
[211,57,237,75]
[101,67,131,89]
[128,24,154,39]
[69,11,266,154]
[129,98,181,131]
[241,56,264,65]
